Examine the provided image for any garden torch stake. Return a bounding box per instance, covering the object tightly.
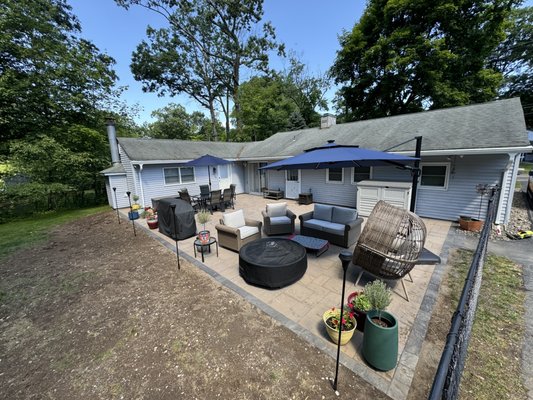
[126,191,136,236]
[332,251,352,393]
[112,187,120,224]
[170,204,180,269]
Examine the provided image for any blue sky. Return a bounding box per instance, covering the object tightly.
[68,0,365,124]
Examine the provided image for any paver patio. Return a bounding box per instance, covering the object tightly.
[125,194,450,399]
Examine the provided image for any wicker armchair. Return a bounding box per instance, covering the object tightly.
[262,202,296,236]
[352,200,427,301]
[215,209,262,252]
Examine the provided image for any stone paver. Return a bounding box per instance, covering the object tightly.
[130,194,451,400]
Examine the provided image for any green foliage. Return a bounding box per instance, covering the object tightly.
[489,6,533,128]
[148,104,218,140]
[286,111,307,131]
[118,0,284,138]
[0,206,107,259]
[353,293,372,312]
[330,0,517,120]
[0,0,118,143]
[364,280,392,320]
[236,76,297,141]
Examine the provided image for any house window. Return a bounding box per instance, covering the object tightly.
[352,166,371,183]
[420,163,450,189]
[163,167,195,185]
[326,167,344,184]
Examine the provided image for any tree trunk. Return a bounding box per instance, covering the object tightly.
[208,98,218,142]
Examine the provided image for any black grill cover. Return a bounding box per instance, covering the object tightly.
[157,198,197,240]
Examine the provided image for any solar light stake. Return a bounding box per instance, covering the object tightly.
[112,187,120,224]
[332,251,353,393]
[126,191,136,236]
[170,204,181,269]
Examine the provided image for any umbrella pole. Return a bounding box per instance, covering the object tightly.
[208,166,212,191]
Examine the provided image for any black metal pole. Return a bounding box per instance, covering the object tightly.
[112,187,120,224]
[170,204,181,269]
[126,191,136,236]
[332,251,353,393]
[410,136,422,212]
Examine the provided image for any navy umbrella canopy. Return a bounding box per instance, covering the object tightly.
[260,141,418,170]
[185,154,230,189]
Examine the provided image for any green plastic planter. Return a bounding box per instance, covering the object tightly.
[362,310,398,371]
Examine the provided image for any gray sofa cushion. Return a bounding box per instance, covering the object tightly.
[304,219,344,236]
[314,204,333,222]
[320,221,346,236]
[331,206,358,224]
[270,216,291,225]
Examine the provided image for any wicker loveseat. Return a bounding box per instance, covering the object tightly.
[298,204,364,248]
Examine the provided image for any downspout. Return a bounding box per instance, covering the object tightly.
[500,153,520,225]
[138,164,145,208]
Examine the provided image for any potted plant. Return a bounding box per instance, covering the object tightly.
[322,307,356,345]
[347,291,372,332]
[362,280,398,371]
[128,194,141,220]
[143,207,158,229]
[459,184,490,232]
[197,210,211,244]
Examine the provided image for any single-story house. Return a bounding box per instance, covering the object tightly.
[101,98,532,225]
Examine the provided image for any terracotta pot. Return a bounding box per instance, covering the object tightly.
[323,309,356,345]
[459,217,483,232]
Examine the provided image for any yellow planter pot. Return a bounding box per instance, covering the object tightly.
[323,309,356,345]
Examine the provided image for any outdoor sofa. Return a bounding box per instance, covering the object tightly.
[299,204,363,248]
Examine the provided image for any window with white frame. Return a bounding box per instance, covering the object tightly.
[420,163,450,189]
[163,167,195,185]
[352,166,371,183]
[326,167,344,184]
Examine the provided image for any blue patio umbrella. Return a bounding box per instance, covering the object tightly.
[260,140,418,170]
[185,154,230,189]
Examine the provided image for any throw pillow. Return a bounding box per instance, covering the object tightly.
[331,206,358,224]
[313,204,333,221]
[266,202,287,217]
[223,209,245,228]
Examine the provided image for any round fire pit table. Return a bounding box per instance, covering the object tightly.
[239,238,307,289]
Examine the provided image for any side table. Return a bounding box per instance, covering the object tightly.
[193,237,218,262]
[298,193,313,205]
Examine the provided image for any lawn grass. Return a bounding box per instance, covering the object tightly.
[449,249,527,399]
[0,206,109,259]
[520,162,532,173]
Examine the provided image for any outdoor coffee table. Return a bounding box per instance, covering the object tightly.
[289,234,329,257]
[239,238,307,289]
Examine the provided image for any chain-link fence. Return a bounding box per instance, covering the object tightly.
[428,186,499,400]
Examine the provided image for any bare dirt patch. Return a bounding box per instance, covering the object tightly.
[0,212,388,399]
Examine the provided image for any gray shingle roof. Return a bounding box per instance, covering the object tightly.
[117,98,529,163]
[100,164,126,174]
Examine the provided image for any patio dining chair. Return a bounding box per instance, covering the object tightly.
[221,188,234,210]
[178,189,199,211]
[352,200,427,301]
[206,189,223,213]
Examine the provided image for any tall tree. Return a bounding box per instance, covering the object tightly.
[0,0,118,144]
[330,0,518,121]
[281,55,330,127]
[237,76,297,141]
[148,104,217,140]
[489,6,533,128]
[116,0,284,139]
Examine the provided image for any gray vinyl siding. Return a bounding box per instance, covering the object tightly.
[231,162,245,194]
[415,154,509,221]
[105,175,129,208]
[497,153,520,224]
[267,170,285,192]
